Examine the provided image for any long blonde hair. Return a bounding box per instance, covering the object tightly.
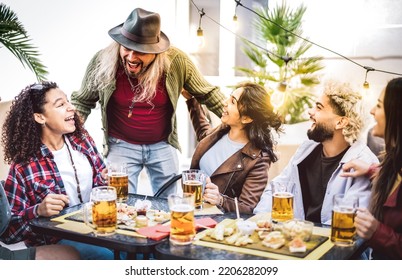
[88,41,169,103]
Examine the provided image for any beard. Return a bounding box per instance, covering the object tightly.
[122,59,148,79]
[307,122,334,142]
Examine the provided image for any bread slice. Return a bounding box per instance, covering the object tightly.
[288,237,307,253]
[262,231,285,249]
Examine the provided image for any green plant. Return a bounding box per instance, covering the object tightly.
[0,3,48,81]
[236,1,324,124]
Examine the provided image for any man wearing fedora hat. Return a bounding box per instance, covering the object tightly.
[71,8,225,196]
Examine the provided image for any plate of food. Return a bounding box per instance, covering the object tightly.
[200,217,328,258]
[116,200,170,230]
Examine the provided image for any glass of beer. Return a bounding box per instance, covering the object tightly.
[107,162,129,202]
[271,182,294,222]
[83,186,117,236]
[168,193,196,245]
[182,169,205,209]
[331,194,358,246]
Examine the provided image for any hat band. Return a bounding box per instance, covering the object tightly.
[121,28,160,44]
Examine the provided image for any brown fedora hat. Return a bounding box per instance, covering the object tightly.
[108,8,170,54]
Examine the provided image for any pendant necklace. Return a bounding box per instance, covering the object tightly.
[125,70,143,118]
[65,141,83,203]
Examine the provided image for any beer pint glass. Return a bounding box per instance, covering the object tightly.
[182,169,205,209]
[107,162,129,202]
[83,186,117,236]
[168,193,196,245]
[271,182,294,222]
[331,194,358,246]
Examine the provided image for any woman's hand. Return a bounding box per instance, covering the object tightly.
[354,208,379,240]
[101,168,108,181]
[181,89,193,100]
[203,177,221,205]
[340,159,371,178]
[37,193,69,217]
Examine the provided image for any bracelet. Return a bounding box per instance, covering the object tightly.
[218,194,224,207]
[34,205,40,218]
[366,163,379,179]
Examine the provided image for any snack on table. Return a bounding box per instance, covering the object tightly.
[117,203,137,225]
[256,219,273,230]
[261,231,286,249]
[288,236,307,253]
[208,224,235,241]
[282,219,313,241]
[134,199,152,215]
[148,209,170,222]
[135,215,149,228]
[236,219,257,236]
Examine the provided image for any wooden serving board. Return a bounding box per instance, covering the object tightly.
[199,218,328,258]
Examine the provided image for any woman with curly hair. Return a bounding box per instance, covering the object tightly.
[342,77,402,259]
[0,81,113,259]
[182,82,283,214]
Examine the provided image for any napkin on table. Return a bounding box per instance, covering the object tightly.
[136,217,218,241]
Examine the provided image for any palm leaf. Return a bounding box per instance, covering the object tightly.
[238,1,325,124]
[0,3,48,81]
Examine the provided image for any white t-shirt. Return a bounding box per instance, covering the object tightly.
[199,133,245,177]
[52,138,93,206]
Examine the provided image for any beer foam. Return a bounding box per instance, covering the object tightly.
[170,204,194,212]
[333,206,355,213]
[273,192,293,198]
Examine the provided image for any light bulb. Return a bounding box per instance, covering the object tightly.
[363,81,369,89]
[271,89,285,109]
[278,81,287,92]
[232,15,239,32]
[196,27,205,48]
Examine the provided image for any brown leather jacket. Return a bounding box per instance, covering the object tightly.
[186,98,271,214]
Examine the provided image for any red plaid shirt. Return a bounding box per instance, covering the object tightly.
[0,132,106,246]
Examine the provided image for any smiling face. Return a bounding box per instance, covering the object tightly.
[119,45,156,77]
[34,88,77,137]
[370,89,386,138]
[307,94,343,142]
[221,87,245,127]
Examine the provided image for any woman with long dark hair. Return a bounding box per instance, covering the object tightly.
[183,82,283,213]
[342,77,402,259]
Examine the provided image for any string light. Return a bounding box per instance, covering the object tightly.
[196,8,206,48]
[271,54,292,109]
[232,0,241,32]
[363,66,374,89]
[189,0,402,79]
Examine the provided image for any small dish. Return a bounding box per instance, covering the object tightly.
[281,219,313,241]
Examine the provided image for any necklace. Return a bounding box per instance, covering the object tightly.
[124,68,143,118]
[65,141,83,203]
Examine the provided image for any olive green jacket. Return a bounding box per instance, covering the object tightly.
[71,46,225,156]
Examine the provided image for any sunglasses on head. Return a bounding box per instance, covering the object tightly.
[29,84,44,91]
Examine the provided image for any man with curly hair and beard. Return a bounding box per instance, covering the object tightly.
[254,80,379,226]
[0,81,114,259]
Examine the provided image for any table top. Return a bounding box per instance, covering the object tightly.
[30,194,367,260]
[155,211,367,260]
[30,194,168,256]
